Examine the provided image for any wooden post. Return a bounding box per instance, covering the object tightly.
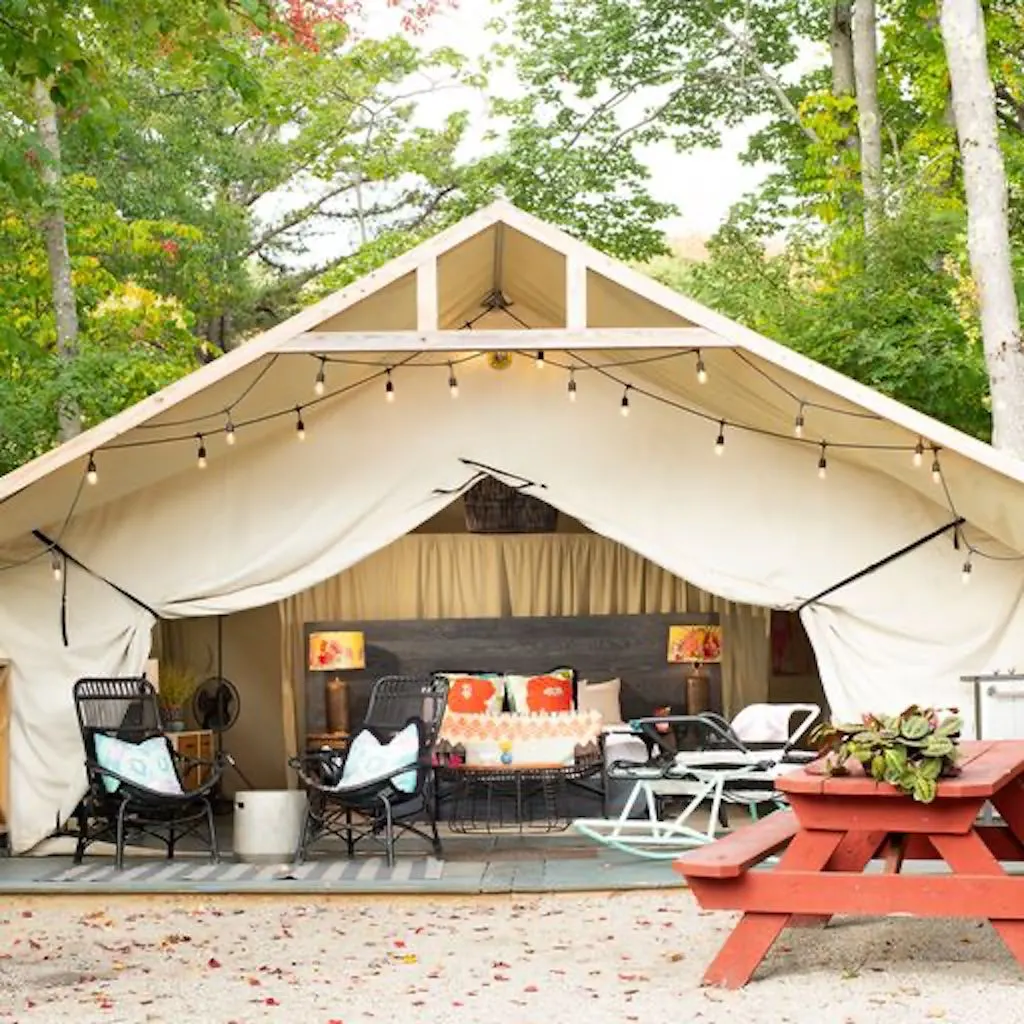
[416,257,438,331]
[0,661,9,839]
[566,252,587,329]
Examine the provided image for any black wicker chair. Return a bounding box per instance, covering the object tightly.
[72,677,223,869]
[290,675,449,866]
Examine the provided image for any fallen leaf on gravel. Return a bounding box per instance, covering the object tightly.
[207,957,222,969]
[667,952,685,962]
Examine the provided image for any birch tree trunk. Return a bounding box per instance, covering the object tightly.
[31,78,80,442]
[830,1,855,98]
[941,0,1024,455]
[852,0,883,233]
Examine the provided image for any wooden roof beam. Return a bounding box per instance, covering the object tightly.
[280,327,727,354]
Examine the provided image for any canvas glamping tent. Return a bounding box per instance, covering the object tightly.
[1,200,1024,852]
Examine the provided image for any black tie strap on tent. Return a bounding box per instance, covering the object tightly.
[33,529,158,647]
[796,517,965,613]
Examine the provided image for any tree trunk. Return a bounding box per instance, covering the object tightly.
[941,0,1024,454]
[830,1,855,97]
[31,78,80,442]
[853,0,883,233]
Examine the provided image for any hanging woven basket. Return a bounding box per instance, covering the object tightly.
[463,476,558,534]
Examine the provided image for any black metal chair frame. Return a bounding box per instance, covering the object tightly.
[290,675,449,866]
[72,677,224,869]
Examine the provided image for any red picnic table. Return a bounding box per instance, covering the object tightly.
[674,739,1024,988]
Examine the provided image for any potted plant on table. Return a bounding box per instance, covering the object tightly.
[157,663,197,732]
[811,705,962,804]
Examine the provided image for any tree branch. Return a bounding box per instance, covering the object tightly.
[243,179,358,257]
[716,19,821,145]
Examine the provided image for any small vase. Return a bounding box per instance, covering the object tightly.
[163,707,185,732]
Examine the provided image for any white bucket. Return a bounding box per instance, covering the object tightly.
[232,790,307,863]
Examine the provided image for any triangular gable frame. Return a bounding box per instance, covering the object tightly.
[3,200,1024,506]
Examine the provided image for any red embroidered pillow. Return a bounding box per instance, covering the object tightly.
[505,674,574,714]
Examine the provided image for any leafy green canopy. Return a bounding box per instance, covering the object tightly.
[505,0,1024,441]
[0,7,484,472]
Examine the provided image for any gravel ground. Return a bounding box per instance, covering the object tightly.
[0,891,1019,1024]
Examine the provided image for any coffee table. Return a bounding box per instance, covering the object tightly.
[438,757,602,834]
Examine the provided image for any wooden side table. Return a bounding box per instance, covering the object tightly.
[166,729,215,789]
[306,731,349,751]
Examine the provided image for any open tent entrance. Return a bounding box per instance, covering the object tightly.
[154,476,827,797]
[3,201,1024,854]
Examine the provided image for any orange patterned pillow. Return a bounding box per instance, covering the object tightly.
[505,674,574,714]
[446,676,503,715]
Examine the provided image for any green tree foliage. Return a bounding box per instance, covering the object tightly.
[61,27,482,342]
[0,9,483,471]
[508,0,1024,441]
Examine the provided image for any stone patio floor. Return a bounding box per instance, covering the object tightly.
[0,826,679,896]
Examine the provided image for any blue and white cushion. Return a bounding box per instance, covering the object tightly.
[335,723,420,794]
[93,735,183,795]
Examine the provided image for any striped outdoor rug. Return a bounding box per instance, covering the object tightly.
[39,856,445,885]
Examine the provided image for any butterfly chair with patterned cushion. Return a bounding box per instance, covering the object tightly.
[73,677,224,869]
[290,675,449,867]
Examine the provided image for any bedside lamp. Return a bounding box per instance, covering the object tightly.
[667,624,723,716]
[308,631,365,735]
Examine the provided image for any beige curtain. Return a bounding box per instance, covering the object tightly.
[279,535,770,762]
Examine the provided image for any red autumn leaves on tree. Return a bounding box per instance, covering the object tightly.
[281,0,450,46]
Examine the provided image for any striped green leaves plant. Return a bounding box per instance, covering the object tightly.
[810,706,962,804]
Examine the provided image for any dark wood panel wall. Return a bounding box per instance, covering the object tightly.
[303,613,721,736]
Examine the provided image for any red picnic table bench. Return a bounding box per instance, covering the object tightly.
[674,739,1024,988]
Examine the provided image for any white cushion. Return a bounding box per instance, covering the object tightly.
[577,677,623,725]
[94,734,183,795]
[603,732,649,767]
[336,723,419,794]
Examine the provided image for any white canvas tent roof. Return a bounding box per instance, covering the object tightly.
[2,200,1024,851]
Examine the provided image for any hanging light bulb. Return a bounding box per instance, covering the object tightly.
[913,439,924,468]
[295,407,306,441]
[931,452,942,484]
[620,385,631,417]
[51,550,62,582]
[224,414,236,446]
[314,357,326,396]
[535,351,545,370]
[448,363,459,399]
[961,554,973,585]
[385,369,395,402]
[794,405,805,439]
[714,420,725,455]
[196,434,208,469]
[817,442,828,480]
[567,369,577,402]
[695,350,707,385]
[86,453,98,485]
